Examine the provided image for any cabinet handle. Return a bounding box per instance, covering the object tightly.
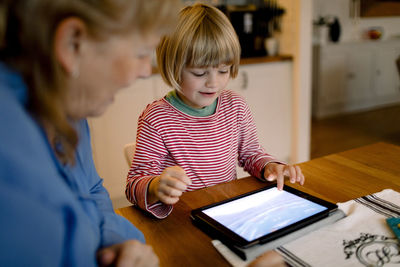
[347,72,355,79]
[241,71,248,90]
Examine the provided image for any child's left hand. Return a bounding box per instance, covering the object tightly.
[263,162,305,190]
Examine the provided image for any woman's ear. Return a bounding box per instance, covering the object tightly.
[54,17,87,77]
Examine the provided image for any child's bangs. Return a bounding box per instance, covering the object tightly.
[186,26,236,68]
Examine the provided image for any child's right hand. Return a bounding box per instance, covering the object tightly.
[148,166,192,205]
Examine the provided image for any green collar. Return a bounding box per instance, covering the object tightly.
[165,90,217,117]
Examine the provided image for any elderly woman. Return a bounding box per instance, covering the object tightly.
[0,0,179,266]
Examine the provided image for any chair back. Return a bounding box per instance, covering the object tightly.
[124,142,136,167]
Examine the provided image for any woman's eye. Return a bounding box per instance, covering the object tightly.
[219,70,229,74]
[137,54,148,59]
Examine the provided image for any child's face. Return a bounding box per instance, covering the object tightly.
[178,64,231,109]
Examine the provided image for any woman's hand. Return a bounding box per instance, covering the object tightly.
[248,250,287,267]
[97,240,158,267]
[264,163,305,190]
[148,166,191,205]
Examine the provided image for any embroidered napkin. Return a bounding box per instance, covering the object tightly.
[278,189,400,267]
[213,189,400,267]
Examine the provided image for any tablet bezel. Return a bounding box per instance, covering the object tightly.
[190,184,338,248]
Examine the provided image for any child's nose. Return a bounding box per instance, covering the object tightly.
[205,74,217,88]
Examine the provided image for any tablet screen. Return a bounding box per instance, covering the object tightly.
[201,187,328,242]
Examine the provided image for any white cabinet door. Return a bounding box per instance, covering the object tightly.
[373,44,400,99]
[342,48,373,104]
[317,44,373,113]
[229,62,293,164]
[88,78,155,207]
[318,46,348,107]
[313,41,400,118]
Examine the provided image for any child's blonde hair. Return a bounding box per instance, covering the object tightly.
[157,3,241,90]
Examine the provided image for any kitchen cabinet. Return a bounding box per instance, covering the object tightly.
[312,41,400,118]
[89,60,293,206]
[373,43,400,99]
[153,62,293,178]
[228,62,292,178]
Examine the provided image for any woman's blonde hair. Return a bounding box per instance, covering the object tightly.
[0,0,179,164]
[157,3,241,90]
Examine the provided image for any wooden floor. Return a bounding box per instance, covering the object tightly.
[311,105,400,159]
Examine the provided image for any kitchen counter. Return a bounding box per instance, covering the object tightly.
[240,54,293,65]
[152,54,293,74]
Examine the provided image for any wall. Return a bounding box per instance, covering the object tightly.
[276,0,296,55]
[313,0,400,43]
[277,0,313,163]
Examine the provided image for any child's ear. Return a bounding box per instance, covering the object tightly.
[53,17,87,76]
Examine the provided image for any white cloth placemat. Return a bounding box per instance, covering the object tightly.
[278,189,400,267]
[212,189,400,267]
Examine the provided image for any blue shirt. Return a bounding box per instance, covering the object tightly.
[0,62,144,266]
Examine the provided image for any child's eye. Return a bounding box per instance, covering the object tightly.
[219,70,229,74]
[192,72,206,77]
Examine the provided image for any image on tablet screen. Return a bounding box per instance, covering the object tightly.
[202,187,327,242]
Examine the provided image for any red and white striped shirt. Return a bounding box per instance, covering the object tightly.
[126,90,278,218]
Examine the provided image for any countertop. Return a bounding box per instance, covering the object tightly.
[239,54,293,65]
[152,54,293,74]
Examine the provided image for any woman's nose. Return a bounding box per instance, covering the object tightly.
[138,56,152,79]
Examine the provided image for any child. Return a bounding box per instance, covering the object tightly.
[126,3,304,219]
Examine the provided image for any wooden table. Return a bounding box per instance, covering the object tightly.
[116,142,400,266]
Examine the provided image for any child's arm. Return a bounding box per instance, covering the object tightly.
[126,118,176,219]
